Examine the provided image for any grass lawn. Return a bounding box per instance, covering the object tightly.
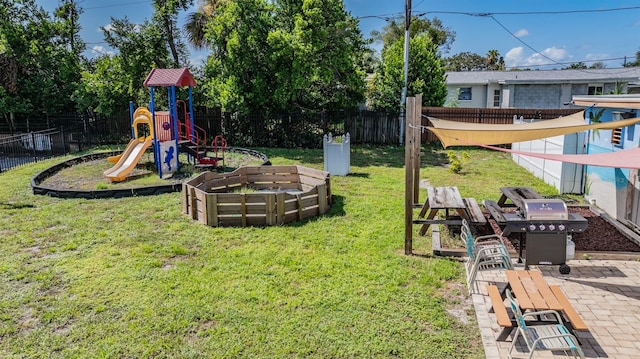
[0,145,566,358]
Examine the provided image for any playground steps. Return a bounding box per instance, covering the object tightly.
[180,143,205,157]
[180,142,223,167]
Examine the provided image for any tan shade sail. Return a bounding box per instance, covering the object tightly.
[572,95,640,109]
[427,111,640,148]
[572,100,640,109]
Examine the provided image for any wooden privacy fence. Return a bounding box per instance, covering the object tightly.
[2,107,585,150]
[183,165,331,227]
[344,111,399,144]
[421,107,583,144]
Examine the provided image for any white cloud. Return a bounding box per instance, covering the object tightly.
[504,47,524,68]
[91,45,114,56]
[514,29,529,38]
[543,46,569,60]
[505,46,571,68]
[92,45,105,53]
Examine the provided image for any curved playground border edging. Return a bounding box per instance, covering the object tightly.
[30,151,183,199]
[31,148,271,199]
[225,147,271,166]
[183,165,331,227]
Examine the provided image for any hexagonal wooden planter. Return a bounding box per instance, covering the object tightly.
[183,165,331,226]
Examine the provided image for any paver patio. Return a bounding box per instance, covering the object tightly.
[472,259,640,359]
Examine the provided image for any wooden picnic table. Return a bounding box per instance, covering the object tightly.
[504,270,587,332]
[415,186,467,235]
[497,186,542,209]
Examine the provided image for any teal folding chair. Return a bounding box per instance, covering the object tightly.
[505,289,584,359]
[461,219,513,294]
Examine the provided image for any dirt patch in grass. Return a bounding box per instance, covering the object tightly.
[39,158,170,190]
[444,281,474,325]
[38,149,268,192]
[487,207,640,252]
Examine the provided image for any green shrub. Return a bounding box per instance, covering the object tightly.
[446,150,470,174]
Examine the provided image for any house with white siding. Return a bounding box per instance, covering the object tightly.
[446,68,640,109]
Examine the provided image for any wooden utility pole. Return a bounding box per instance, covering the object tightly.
[399,0,411,145]
[404,94,421,255]
[413,95,421,205]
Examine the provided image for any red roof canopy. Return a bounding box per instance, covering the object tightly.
[143,68,197,87]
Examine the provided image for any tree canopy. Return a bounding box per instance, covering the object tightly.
[368,34,447,113]
[0,0,84,132]
[364,15,450,114]
[74,17,173,115]
[203,0,367,114]
[370,16,455,55]
[444,50,505,71]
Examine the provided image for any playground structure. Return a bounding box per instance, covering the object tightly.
[104,68,226,182]
[183,165,331,227]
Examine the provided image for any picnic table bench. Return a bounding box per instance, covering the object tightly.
[414,186,486,235]
[486,284,517,340]
[482,199,506,224]
[497,186,542,209]
[463,197,487,225]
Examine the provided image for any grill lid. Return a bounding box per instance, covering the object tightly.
[521,199,568,221]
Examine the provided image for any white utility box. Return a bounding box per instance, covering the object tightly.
[323,133,350,176]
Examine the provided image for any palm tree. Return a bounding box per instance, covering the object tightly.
[610,81,626,94]
[588,108,605,140]
[485,49,505,71]
[183,0,226,49]
[184,11,210,49]
[0,54,18,95]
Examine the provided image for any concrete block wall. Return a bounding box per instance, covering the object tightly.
[513,84,561,108]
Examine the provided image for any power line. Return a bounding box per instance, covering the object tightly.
[358,5,640,20]
[487,15,559,67]
[487,15,638,74]
[386,6,639,71]
[83,0,150,11]
[505,56,635,70]
[358,13,402,21]
[418,6,640,16]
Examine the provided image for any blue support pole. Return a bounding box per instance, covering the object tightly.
[171,86,180,172]
[150,86,162,179]
[188,86,195,143]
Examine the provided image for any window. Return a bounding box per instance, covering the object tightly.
[611,127,623,146]
[493,90,501,107]
[458,87,472,101]
[588,84,603,95]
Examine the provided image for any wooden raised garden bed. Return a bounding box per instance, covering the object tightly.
[183,165,331,227]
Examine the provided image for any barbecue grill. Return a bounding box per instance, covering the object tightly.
[501,198,588,274]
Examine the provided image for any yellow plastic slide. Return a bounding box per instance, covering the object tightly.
[103,138,153,182]
[104,107,155,182]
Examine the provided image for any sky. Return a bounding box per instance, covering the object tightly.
[35,0,640,69]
